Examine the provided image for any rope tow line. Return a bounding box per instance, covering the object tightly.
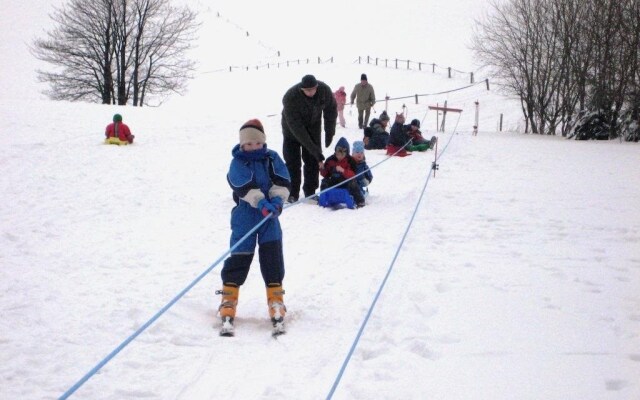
[58,217,271,399]
[326,113,462,399]
[60,114,462,399]
[59,139,411,398]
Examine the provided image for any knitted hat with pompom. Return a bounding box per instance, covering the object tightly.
[239,119,266,146]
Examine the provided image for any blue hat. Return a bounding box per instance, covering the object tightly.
[352,141,365,154]
[335,137,350,155]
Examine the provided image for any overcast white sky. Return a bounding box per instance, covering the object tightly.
[0,0,493,103]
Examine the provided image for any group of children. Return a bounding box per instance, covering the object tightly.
[363,111,438,157]
[319,137,372,209]
[101,90,434,336]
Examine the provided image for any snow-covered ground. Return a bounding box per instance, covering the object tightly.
[2,1,640,399]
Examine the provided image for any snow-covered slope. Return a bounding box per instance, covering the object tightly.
[1,1,639,399]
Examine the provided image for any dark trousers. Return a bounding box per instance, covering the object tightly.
[222,240,285,286]
[282,135,320,199]
[358,108,371,129]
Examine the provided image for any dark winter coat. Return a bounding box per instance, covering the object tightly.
[364,118,389,149]
[388,121,412,147]
[281,80,337,162]
[385,121,413,157]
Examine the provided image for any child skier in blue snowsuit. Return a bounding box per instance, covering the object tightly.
[218,119,291,336]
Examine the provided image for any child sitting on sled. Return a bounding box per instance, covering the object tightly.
[406,119,437,152]
[105,114,135,145]
[319,137,366,208]
[351,140,372,198]
[386,112,412,157]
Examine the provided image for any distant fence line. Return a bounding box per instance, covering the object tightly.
[355,55,482,84]
[383,79,490,104]
[201,56,334,74]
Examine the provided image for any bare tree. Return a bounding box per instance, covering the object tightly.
[472,0,640,138]
[32,0,198,106]
[472,0,563,134]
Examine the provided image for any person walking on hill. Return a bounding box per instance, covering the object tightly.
[281,74,338,203]
[350,73,376,129]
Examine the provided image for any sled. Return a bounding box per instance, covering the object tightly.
[318,188,355,210]
[104,137,130,145]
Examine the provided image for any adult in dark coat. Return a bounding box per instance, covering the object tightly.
[281,74,338,202]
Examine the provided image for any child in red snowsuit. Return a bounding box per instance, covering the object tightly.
[105,114,134,144]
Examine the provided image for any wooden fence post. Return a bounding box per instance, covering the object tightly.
[448,67,451,78]
[486,78,490,90]
[441,100,448,131]
[470,72,474,83]
[415,94,419,104]
[473,101,479,135]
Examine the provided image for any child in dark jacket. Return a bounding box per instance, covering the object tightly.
[218,119,291,336]
[320,137,366,208]
[387,113,412,157]
[406,119,437,152]
[351,140,373,198]
[363,111,390,149]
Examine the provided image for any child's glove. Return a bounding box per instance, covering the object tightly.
[270,197,284,217]
[258,198,283,218]
[258,198,278,218]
